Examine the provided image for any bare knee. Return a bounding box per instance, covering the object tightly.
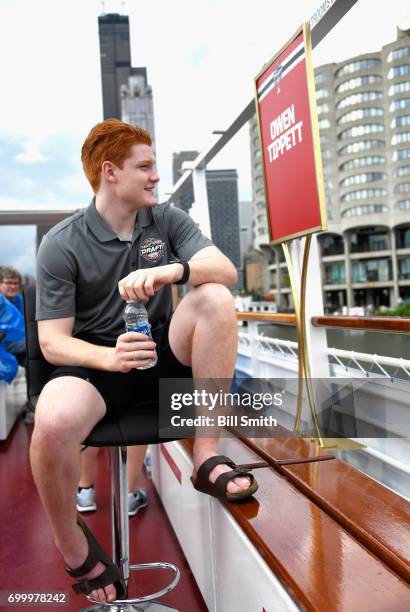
[193,283,236,320]
[32,379,106,449]
[33,403,79,448]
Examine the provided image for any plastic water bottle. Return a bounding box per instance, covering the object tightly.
[123,300,157,369]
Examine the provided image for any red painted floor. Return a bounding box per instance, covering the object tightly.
[0,416,208,612]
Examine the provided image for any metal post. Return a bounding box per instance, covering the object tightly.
[303,234,331,379]
[83,445,180,610]
[110,446,129,580]
[287,235,330,439]
[391,228,399,307]
[345,233,353,311]
[190,166,212,238]
[248,320,261,377]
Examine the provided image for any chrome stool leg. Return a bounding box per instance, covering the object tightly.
[79,447,180,612]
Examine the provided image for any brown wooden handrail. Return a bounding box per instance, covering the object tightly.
[312,315,410,333]
[236,311,410,334]
[236,312,296,324]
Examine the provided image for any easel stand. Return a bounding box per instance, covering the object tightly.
[282,235,324,447]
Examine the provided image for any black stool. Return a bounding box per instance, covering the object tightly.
[24,286,180,611]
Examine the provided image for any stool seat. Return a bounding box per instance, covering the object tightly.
[84,400,162,447]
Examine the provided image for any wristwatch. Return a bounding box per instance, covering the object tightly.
[171,259,190,285]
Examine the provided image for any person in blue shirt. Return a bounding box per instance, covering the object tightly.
[0,267,26,363]
[0,293,23,383]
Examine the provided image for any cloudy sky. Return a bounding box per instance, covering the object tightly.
[0,0,409,273]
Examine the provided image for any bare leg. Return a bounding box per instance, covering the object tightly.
[79,444,146,494]
[169,283,250,494]
[127,445,147,493]
[30,376,117,603]
[79,446,100,488]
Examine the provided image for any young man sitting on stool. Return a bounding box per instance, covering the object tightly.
[30,119,258,604]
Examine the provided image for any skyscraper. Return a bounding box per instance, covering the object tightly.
[206,169,243,289]
[172,153,243,288]
[98,9,157,203]
[98,13,132,119]
[98,11,156,150]
[239,200,253,263]
[121,67,156,151]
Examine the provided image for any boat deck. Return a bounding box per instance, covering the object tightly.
[0,416,208,612]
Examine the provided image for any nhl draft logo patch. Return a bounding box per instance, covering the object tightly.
[140,237,165,262]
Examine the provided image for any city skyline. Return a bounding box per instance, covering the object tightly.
[1,1,409,204]
[1,0,410,273]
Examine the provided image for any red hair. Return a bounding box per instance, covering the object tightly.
[81,119,152,192]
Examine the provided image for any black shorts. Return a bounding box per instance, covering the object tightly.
[47,318,192,445]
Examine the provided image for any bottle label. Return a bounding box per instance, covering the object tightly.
[126,321,152,338]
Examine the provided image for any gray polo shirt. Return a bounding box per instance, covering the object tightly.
[36,199,213,343]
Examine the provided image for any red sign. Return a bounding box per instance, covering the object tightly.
[255,23,327,243]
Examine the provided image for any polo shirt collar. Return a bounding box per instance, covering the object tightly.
[85,198,152,243]
[85,199,116,242]
[136,206,152,229]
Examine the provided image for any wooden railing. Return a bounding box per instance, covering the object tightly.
[312,315,410,333]
[236,312,296,325]
[236,311,410,333]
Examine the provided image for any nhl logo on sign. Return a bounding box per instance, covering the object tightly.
[140,238,165,262]
[272,63,283,93]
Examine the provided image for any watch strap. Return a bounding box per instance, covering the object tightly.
[172,260,190,285]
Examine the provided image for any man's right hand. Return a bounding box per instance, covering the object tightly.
[108,331,157,372]
[38,317,157,372]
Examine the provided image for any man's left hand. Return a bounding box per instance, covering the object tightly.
[118,263,183,301]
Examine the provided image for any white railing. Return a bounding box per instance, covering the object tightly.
[238,327,410,381]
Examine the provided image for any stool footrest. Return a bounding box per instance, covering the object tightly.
[85,561,180,607]
[80,602,179,611]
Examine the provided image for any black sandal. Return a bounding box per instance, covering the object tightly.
[65,516,127,599]
[191,455,268,502]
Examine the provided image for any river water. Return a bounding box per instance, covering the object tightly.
[261,323,410,360]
